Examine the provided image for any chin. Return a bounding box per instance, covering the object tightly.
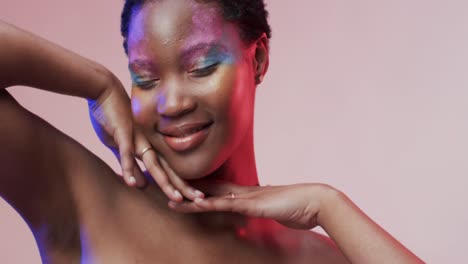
[164,147,227,181]
[174,164,212,180]
[154,121,240,181]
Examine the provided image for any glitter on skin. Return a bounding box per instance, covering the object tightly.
[127,0,260,181]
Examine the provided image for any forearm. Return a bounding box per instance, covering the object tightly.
[318,189,424,263]
[0,20,115,100]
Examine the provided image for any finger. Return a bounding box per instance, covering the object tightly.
[194,197,241,212]
[169,196,257,217]
[159,157,204,201]
[141,149,183,202]
[189,180,255,197]
[132,128,180,197]
[132,159,146,188]
[114,128,137,186]
[195,196,260,217]
[129,128,154,186]
[168,200,205,213]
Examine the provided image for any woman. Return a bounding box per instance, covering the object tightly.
[0,0,424,263]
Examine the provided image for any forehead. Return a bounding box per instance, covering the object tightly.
[127,0,238,61]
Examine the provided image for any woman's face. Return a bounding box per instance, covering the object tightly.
[127,0,267,179]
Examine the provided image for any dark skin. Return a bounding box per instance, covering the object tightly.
[128,0,261,184]
[0,3,346,263]
[0,0,424,263]
[0,92,344,263]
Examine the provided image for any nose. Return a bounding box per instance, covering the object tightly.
[156,78,196,118]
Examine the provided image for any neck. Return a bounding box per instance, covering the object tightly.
[189,125,278,235]
[206,126,259,187]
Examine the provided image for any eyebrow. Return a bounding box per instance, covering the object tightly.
[128,59,156,72]
[128,42,229,70]
[180,42,228,62]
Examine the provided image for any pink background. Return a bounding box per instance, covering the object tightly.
[1,0,467,262]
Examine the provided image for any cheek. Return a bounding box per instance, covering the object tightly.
[201,62,255,132]
[224,62,255,124]
[197,65,243,117]
[131,90,156,126]
[229,65,255,116]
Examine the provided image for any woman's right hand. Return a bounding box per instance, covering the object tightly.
[88,74,204,202]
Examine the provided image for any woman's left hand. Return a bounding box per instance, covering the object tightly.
[168,181,339,230]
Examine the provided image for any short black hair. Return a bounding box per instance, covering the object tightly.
[120,0,272,54]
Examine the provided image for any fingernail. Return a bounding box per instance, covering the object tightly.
[168,201,178,208]
[194,190,205,198]
[127,176,136,185]
[194,197,204,204]
[174,190,183,200]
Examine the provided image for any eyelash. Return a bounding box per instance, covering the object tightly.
[189,62,220,77]
[134,63,219,89]
[135,79,159,90]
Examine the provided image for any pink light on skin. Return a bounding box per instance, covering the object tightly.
[237,227,247,238]
[126,0,260,186]
[183,1,242,61]
[190,4,223,37]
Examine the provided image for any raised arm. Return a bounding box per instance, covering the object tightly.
[0,20,133,226]
[0,21,112,98]
[0,20,204,206]
[0,20,144,183]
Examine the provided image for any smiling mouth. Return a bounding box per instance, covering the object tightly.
[159,122,213,152]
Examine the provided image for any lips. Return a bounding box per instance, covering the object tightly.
[159,121,213,152]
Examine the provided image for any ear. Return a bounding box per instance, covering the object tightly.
[252,33,269,85]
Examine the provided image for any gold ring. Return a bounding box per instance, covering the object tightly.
[139,146,153,158]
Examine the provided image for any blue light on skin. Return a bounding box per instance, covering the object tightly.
[131,94,144,117]
[129,44,236,113]
[130,70,157,90]
[192,58,218,71]
[31,225,49,263]
[79,229,95,263]
[188,44,235,71]
[129,43,235,87]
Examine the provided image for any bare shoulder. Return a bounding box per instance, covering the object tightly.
[0,89,71,223]
[0,89,123,261]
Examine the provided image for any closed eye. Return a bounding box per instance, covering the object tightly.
[189,63,220,77]
[135,79,159,90]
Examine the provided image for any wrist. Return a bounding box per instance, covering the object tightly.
[89,68,128,112]
[95,68,120,100]
[316,185,347,228]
